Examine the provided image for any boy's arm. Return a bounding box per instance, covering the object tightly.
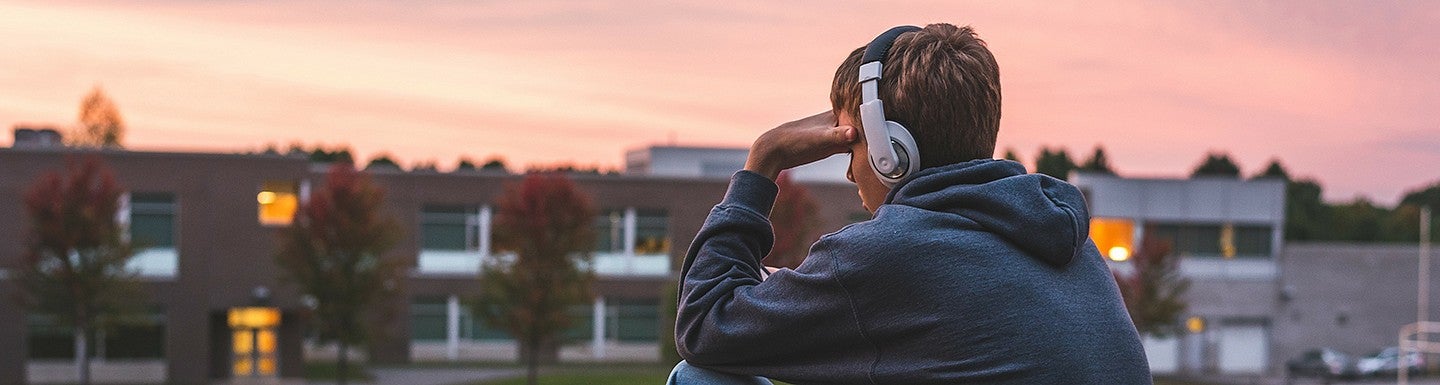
[675,170,876,384]
[673,111,867,381]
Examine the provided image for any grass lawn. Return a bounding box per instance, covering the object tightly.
[304,361,375,381]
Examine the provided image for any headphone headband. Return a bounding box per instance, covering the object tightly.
[862,25,922,64]
[859,25,923,187]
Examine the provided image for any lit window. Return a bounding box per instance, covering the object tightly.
[634,209,669,256]
[1186,316,1206,333]
[1090,218,1135,262]
[258,181,299,226]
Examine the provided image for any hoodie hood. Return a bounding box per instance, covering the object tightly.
[885,159,1090,267]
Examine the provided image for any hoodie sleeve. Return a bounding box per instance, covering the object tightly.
[675,170,877,384]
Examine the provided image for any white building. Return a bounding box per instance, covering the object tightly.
[1072,171,1286,375]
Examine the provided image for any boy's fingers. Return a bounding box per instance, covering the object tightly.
[838,126,857,143]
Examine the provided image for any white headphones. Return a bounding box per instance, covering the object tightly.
[859,25,923,188]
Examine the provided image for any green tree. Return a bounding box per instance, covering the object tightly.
[1113,237,1189,338]
[478,173,597,385]
[365,154,401,170]
[1190,152,1241,178]
[17,156,145,385]
[456,157,478,172]
[1002,148,1021,163]
[1034,147,1076,180]
[1079,146,1115,174]
[1285,179,1331,241]
[412,160,439,172]
[764,172,820,269]
[1396,182,1440,242]
[1253,158,1289,180]
[72,86,125,148]
[307,146,354,164]
[482,156,509,172]
[1328,198,1389,242]
[275,164,403,385]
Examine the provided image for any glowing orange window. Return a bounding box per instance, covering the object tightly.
[1090,218,1135,261]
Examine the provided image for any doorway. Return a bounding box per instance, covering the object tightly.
[228,307,280,378]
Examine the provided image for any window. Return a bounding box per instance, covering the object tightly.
[634,209,668,256]
[421,205,478,251]
[590,208,671,275]
[608,298,659,342]
[257,181,299,226]
[28,311,166,359]
[1149,223,1273,258]
[130,193,176,247]
[1090,218,1135,261]
[1232,225,1273,257]
[408,297,511,342]
[418,205,489,274]
[127,193,177,278]
[594,209,624,254]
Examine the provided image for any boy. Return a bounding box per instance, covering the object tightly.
[671,24,1151,384]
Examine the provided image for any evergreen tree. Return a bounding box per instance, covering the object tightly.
[1079,146,1115,174]
[1254,159,1289,180]
[1034,147,1076,180]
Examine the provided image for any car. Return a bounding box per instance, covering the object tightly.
[1356,346,1423,377]
[1287,348,1359,381]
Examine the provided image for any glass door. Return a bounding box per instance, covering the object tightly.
[228,307,280,378]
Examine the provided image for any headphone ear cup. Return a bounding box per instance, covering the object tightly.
[873,120,921,187]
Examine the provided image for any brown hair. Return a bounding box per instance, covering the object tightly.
[830,23,1002,168]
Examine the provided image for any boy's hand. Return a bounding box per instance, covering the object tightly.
[744,111,858,181]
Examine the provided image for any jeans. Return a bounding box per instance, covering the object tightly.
[667,361,773,385]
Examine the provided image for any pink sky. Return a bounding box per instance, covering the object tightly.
[2,1,1437,205]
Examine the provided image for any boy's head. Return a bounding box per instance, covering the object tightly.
[832,23,1001,207]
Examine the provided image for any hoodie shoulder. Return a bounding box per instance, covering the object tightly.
[886,160,1093,267]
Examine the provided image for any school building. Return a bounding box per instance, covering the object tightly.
[0,134,1432,383]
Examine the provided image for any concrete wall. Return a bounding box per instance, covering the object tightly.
[1273,242,1435,371]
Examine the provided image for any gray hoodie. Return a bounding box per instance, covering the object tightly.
[676,159,1151,384]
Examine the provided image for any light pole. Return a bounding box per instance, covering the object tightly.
[1422,205,1432,328]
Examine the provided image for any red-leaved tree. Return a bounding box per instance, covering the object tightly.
[275,163,403,385]
[764,172,819,269]
[477,173,597,385]
[1114,236,1190,337]
[18,156,144,385]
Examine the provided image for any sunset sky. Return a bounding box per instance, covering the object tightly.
[1,1,1436,204]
